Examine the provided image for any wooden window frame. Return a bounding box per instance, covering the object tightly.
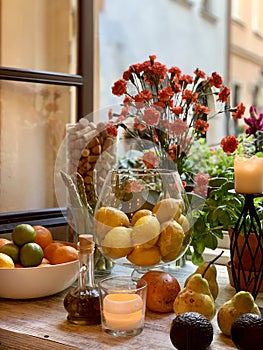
[0,0,94,233]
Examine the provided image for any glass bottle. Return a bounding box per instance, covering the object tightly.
[64,234,101,325]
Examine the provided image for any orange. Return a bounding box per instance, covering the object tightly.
[0,238,11,248]
[44,242,64,261]
[33,225,53,249]
[36,257,51,267]
[49,245,78,264]
[14,263,23,268]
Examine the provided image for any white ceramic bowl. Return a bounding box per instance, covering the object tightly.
[0,255,79,299]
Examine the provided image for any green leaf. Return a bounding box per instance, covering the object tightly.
[204,233,218,249]
[212,229,224,239]
[192,252,204,266]
[209,177,227,188]
[196,240,205,254]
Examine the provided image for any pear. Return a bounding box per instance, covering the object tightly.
[173,274,216,320]
[217,291,261,336]
[184,262,219,300]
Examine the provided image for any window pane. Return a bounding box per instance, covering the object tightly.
[0,80,76,213]
[0,0,78,74]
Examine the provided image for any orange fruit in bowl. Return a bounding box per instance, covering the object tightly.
[14,263,23,268]
[36,257,51,267]
[49,245,78,264]
[33,225,53,249]
[44,242,64,261]
[0,238,11,248]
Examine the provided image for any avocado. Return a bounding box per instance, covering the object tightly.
[170,312,213,350]
[231,313,263,350]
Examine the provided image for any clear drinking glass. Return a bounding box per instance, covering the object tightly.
[98,275,147,337]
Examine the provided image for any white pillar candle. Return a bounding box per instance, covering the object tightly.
[103,293,143,331]
[234,155,263,194]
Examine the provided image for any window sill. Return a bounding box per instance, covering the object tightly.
[0,208,67,234]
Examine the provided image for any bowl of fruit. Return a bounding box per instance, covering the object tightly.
[0,224,79,299]
[94,169,192,275]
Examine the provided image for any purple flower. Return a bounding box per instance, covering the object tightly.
[244,106,263,135]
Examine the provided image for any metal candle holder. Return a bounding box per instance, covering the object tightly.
[230,193,263,299]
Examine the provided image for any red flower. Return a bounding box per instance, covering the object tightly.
[232,102,246,119]
[142,107,160,126]
[170,119,189,136]
[194,119,209,134]
[220,135,239,154]
[209,72,223,88]
[217,86,230,103]
[158,86,174,102]
[181,74,194,85]
[137,90,153,101]
[123,69,132,80]
[106,123,118,137]
[194,104,210,115]
[123,95,133,105]
[134,117,146,131]
[168,66,182,76]
[182,90,198,103]
[148,61,167,80]
[142,151,159,169]
[171,106,183,115]
[126,180,144,193]
[194,69,206,79]
[112,79,127,96]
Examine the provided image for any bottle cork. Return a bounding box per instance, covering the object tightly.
[78,234,95,253]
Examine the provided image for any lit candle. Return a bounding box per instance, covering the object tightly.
[234,155,263,194]
[103,293,143,331]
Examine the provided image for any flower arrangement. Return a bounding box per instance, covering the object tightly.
[105,55,263,266]
[106,55,245,184]
[220,105,263,156]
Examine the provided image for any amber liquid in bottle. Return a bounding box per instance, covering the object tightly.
[64,234,101,325]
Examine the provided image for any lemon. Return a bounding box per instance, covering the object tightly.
[127,246,161,266]
[0,242,19,263]
[101,226,133,259]
[12,224,36,246]
[0,252,15,268]
[19,242,44,267]
[95,207,130,238]
[153,198,182,223]
[158,220,185,262]
[131,209,152,226]
[132,215,160,246]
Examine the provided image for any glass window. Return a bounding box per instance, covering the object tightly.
[0,0,90,226]
[0,80,76,213]
[0,0,78,74]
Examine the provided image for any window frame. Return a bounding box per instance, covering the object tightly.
[0,0,94,232]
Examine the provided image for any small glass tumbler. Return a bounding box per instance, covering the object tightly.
[98,275,147,337]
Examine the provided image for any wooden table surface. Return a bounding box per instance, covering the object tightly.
[0,262,262,350]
